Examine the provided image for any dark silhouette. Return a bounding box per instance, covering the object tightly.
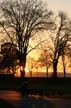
[21,81,42,96]
[52,12,71,77]
[0,0,55,77]
[0,99,16,108]
[37,49,52,77]
[0,42,19,75]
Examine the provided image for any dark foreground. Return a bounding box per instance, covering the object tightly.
[0,76,71,107]
[0,99,16,108]
[0,76,71,97]
[0,91,71,108]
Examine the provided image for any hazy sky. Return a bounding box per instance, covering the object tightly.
[43,0,71,15]
[0,0,71,15]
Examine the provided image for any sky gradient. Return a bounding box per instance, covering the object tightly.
[44,0,71,15]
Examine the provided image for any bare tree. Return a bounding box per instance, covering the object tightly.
[37,49,52,77]
[61,44,71,78]
[29,64,33,77]
[62,55,67,78]
[52,12,71,77]
[0,0,55,77]
[27,56,34,77]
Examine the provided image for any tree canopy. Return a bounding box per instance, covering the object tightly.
[0,0,55,77]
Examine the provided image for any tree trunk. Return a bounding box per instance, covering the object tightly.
[62,55,66,78]
[45,56,48,77]
[20,64,25,77]
[20,68,25,77]
[29,64,33,77]
[46,66,48,77]
[20,52,27,77]
[52,52,59,78]
[52,58,58,78]
[19,40,28,77]
[64,66,66,78]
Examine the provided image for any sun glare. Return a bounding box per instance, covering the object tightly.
[15,67,21,77]
[25,67,29,73]
[15,66,30,77]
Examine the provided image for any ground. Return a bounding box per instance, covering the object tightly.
[0,76,71,98]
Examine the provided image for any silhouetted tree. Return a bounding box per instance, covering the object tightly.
[52,12,71,77]
[37,49,52,77]
[0,0,55,77]
[27,56,34,77]
[61,46,71,78]
[29,64,33,77]
[62,54,66,77]
[0,42,19,75]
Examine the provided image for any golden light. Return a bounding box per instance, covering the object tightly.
[20,66,24,71]
[25,67,29,73]
[15,67,21,77]
[20,65,29,73]
[17,67,20,73]
[14,66,30,77]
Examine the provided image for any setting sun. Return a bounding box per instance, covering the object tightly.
[15,66,30,77]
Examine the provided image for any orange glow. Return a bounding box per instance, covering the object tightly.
[28,94,40,99]
[25,67,29,73]
[20,66,24,71]
[15,67,21,77]
[14,56,71,77]
[15,66,30,77]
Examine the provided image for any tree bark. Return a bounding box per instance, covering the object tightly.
[52,61,58,78]
[52,53,59,78]
[20,53,27,77]
[62,55,66,78]
[46,66,48,77]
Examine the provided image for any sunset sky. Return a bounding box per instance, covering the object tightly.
[15,0,71,77]
[26,0,71,77]
[0,0,71,77]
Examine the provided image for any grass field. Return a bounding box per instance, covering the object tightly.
[0,76,71,98]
